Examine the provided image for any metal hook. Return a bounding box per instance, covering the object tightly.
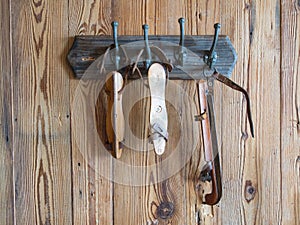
[204,23,221,68]
[112,21,119,50]
[210,23,221,58]
[178,17,185,46]
[111,21,120,69]
[178,17,186,65]
[142,24,151,69]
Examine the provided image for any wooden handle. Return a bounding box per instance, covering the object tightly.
[106,72,124,158]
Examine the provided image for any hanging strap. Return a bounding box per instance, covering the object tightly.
[212,71,254,138]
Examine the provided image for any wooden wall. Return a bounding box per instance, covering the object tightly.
[0,0,299,224]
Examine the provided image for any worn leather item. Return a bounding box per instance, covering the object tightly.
[213,70,254,138]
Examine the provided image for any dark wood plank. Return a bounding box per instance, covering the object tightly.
[11,0,72,224]
[0,0,14,224]
[67,35,237,79]
[281,1,300,224]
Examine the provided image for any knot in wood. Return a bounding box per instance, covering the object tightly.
[157,202,174,219]
[244,180,256,203]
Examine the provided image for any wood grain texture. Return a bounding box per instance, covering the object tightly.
[67,35,237,79]
[281,0,300,224]
[0,0,299,225]
[0,0,14,224]
[111,1,221,224]
[218,1,254,224]
[111,0,145,35]
[111,80,201,225]
[11,0,72,224]
[68,0,113,224]
[219,0,281,224]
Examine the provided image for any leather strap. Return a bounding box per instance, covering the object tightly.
[212,71,254,138]
[149,123,169,141]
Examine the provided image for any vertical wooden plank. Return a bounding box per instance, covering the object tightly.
[0,0,14,224]
[187,0,220,35]
[281,1,300,224]
[247,1,281,224]
[68,0,113,224]
[69,0,112,35]
[220,0,281,224]
[11,0,72,224]
[146,0,185,35]
[111,0,145,35]
[218,1,251,224]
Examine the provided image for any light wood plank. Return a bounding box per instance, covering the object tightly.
[0,0,14,224]
[218,1,252,224]
[111,0,145,35]
[281,1,300,224]
[220,0,281,224]
[11,0,72,224]
[68,0,113,224]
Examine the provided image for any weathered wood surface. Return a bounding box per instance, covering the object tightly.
[219,0,282,224]
[0,0,299,225]
[69,1,114,224]
[11,0,72,224]
[281,1,300,224]
[0,0,14,224]
[67,35,237,79]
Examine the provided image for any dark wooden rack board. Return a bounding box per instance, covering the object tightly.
[67,35,237,80]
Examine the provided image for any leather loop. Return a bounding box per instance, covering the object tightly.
[150,123,168,141]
